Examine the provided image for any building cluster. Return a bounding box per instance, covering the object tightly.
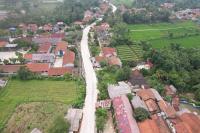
[160,3,175,9]
[0,19,77,77]
[92,47,122,68]
[96,68,200,133]
[175,8,200,20]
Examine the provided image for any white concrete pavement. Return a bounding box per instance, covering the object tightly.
[80,3,117,133]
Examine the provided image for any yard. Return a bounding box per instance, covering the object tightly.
[0,80,79,132]
[128,21,200,49]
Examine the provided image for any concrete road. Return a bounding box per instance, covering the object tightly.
[80,2,117,133]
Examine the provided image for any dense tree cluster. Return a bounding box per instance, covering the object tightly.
[143,44,200,98]
[96,108,108,132]
[123,9,170,24]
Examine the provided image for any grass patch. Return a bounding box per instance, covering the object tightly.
[0,79,79,131]
[128,21,200,49]
[3,102,68,133]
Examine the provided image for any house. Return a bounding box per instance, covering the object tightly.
[24,54,55,63]
[131,95,148,111]
[55,41,68,56]
[32,34,64,44]
[48,67,73,76]
[0,65,23,74]
[129,69,148,89]
[136,89,160,114]
[172,111,200,133]
[37,43,52,53]
[108,56,122,67]
[91,56,106,68]
[65,108,83,133]
[96,99,111,109]
[137,114,171,133]
[83,10,94,23]
[165,85,177,97]
[108,81,132,99]
[102,47,117,57]
[0,41,8,48]
[63,50,75,67]
[112,95,140,133]
[26,63,49,74]
[43,24,53,32]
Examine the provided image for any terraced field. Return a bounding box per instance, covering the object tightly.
[116,45,143,62]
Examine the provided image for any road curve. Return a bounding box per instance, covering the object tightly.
[80,3,117,133]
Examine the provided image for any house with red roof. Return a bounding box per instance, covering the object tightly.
[0,41,8,48]
[48,67,73,76]
[26,63,49,74]
[0,65,23,74]
[108,56,122,67]
[112,95,140,133]
[37,43,52,54]
[63,50,75,68]
[55,41,68,57]
[24,53,55,63]
[102,47,117,57]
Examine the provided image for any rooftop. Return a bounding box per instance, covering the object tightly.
[26,63,49,73]
[37,43,51,53]
[108,81,131,99]
[112,95,140,133]
[48,67,72,76]
[63,50,75,66]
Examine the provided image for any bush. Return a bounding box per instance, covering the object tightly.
[49,115,70,133]
[134,107,149,122]
[17,66,33,80]
[127,93,133,101]
[96,108,108,132]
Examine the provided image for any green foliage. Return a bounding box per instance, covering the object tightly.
[49,115,70,133]
[134,107,150,122]
[96,108,108,132]
[100,60,108,68]
[3,59,9,65]
[17,66,33,80]
[116,66,131,81]
[194,86,200,101]
[127,93,133,101]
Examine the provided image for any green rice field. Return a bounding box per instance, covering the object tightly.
[128,21,200,49]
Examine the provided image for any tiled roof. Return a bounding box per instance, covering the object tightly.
[137,89,156,101]
[63,50,75,66]
[112,95,140,133]
[0,65,23,73]
[24,54,33,60]
[37,43,51,53]
[0,41,8,47]
[158,100,176,117]
[48,67,72,76]
[172,112,200,133]
[102,47,116,57]
[26,63,49,73]
[138,119,160,133]
[55,41,68,54]
[95,56,106,63]
[108,56,121,66]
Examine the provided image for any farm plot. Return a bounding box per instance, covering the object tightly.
[116,45,143,62]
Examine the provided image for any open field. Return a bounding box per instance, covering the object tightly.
[128,21,200,49]
[116,45,143,62]
[0,80,78,132]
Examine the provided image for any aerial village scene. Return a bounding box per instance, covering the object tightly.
[0,0,200,133]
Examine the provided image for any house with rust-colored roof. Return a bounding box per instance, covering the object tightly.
[0,65,23,74]
[26,63,49,74]
[63,50,75,68]
[48,67,73,76]
[102,47,117,57]
[55,41,68,57]
[112,95,140,133]
[37,43,52,53]
[108,56,122,67]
